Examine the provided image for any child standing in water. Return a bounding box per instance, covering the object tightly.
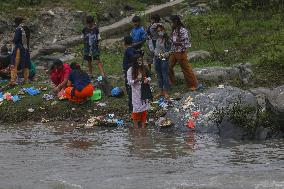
[127,58,152,128]
[82,16,105,78]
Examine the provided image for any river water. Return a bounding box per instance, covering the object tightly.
[0,122,283,189]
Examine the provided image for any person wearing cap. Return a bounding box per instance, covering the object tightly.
[0,46,12,79]
[169,15,200,91]
[65,63,94,103]
[48,60,71,95]
[10,16,31,85]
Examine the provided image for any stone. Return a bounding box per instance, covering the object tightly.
[166,86,257,135]
[39,53,76,62]
[188,50,211,61]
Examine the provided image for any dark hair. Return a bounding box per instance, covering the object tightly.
[52,59,63,68]
[150,14,160,22]
[170,15,185,28]
[86,15,95,24]
[132,16,141,23]
[14,16,24,26]
[70,62,81,70]
[131,57,146,80]
[124,36,133,45]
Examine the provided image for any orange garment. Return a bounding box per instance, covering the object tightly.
[132,111,147,122]
[65,83,94,103]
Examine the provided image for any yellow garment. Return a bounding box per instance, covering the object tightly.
[10,49,21,84]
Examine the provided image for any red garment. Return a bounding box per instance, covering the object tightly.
[65,83,94,103]
[132,111,147,122]
[50,64,71,86]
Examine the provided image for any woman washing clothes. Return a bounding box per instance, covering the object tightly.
[65,63,94,103]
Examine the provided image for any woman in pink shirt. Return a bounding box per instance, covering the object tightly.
[49,60,71,95]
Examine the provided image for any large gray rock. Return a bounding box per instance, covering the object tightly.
[250,85,284,129]
[174,63,254,83]
[166,86,257,136]
[188,50,211,61]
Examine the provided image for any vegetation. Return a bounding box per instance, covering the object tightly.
[183,4,284,87]
[210,97,281,138]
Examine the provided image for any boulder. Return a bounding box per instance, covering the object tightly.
[39,53,76,62]
[174,63,254,83]
[166,86,257,135]
[250,85,284,127]
[188,50,211,61]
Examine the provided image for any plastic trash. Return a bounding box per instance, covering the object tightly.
[28,108,35,113]
[91,89,102,101]
[97,76,103,82]
[42,94,54,101]
[3,92,12,101]
[217,85,225,89]
[97,102,106,107]
[116,120,124,126]
[12,95,20,102]
[0,92,3,99]
[111,87,123,97]
[187,119,195,129]
[192,111,201,119]
[108,114,115,119]
[23,87,40,96]
[0,80,8,84]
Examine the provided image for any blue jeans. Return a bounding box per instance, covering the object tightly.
[154,58,170,91]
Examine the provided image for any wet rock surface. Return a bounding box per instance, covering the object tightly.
[166,86,256,132]
[166,85,283,139]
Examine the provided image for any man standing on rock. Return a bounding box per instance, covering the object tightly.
[169,15,201,91]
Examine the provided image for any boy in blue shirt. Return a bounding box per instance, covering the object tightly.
[131,16,146,50]
[82,16,105,78]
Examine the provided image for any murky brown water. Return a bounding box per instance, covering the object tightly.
[0,122,283,189]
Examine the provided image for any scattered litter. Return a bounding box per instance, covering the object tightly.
[97,76,103,82]
[51,101,58,106]
[0,80,8,84]
[72,108,76,111]
[38,86,48,91]
[217,85,225,89]
[58,90,67,100]
[3,92,12,101]
[108,114,115,119]
[41,118,50,123]
[187,119,195,129]
[12,95,20,102]
[91,89,102,101]
[39,107,45,110]
[23,87,40,96]
[42,94,54,101]
[156,117,174,128]
[116,120,124,126]
[28,108,35,113]
[192,111,201,119]
[111,87,124,97]
[97,102,106,107]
